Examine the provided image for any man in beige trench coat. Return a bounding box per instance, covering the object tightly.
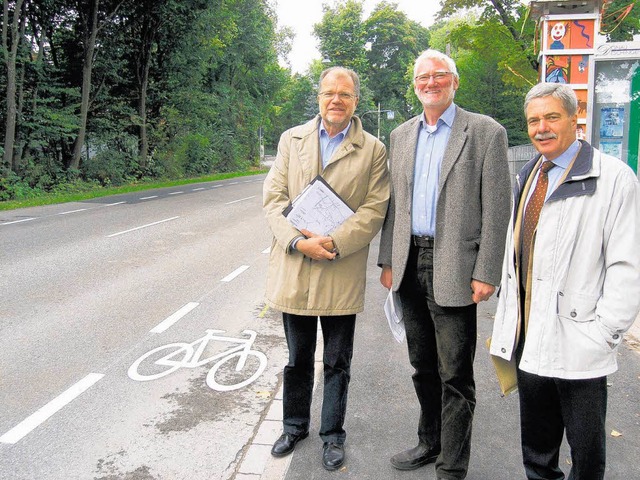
[263,66,390,471]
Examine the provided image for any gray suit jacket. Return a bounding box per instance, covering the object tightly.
[378,105,511,306]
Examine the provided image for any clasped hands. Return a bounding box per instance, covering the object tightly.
[296,229,336,261]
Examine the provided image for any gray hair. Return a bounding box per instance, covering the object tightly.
[413,49,459,82]
[524,83,578,116]
[319,67,360,97]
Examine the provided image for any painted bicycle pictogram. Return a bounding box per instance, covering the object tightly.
[128,329,267,391]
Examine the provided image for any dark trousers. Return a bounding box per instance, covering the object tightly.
[399,244,478,479]
[281,312,356,444]
[516,350,607,479]
[516,290,607,480]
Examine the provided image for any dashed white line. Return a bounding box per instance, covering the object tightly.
[139,195,158,200]
[0,373,104,444]
[58,208,88,215]
[221,265,250,282]
[151,302,199,333]
[1,218,35,226]
[107,216,180,238]
[213,185,223,189]
[192,188,205,192]
[168,191,183,195]
[225,195,256,205]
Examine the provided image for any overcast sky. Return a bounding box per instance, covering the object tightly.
[274,0,441,73]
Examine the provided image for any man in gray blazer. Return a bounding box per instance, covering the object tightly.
[378,49,511,480]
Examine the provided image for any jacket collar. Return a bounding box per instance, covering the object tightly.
[514,140,598,214]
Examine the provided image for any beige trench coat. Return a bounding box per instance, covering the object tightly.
[263,115,390,315]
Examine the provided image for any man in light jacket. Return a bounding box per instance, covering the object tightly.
[490,82,640,479]
[263,66,389,471]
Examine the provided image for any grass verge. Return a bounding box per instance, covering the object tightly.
[0,169,268,211]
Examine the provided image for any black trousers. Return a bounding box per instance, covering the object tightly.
[399,244,478,479]
[516,345,607,479]
[516,289,607,480]
[281,312,356,444]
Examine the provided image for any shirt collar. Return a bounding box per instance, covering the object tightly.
[419,103,456,131]
[320,121,351,139]
[545,140,580,169]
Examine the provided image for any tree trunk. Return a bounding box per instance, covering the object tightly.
[138,59,150,168]
[69,0,99,171]
[2,0,25,176]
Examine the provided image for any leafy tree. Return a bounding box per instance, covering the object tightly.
[600,0,640,41]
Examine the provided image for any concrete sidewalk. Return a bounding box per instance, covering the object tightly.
[238,257,640,480]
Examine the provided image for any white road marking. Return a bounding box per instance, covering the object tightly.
[225,195,256,205]
[262,247,270,254]
[192,188,205,192]
[150,302,199,333]
[58,208,88,215]
[221,265,249,282]
[229,182,239,185]
[213,185,223,188]
[0,373,104,445]
[168,191,183,195]
[1,218,35,225]
[139,195,158,200]
[104,201,126,207]
[107,216,180,238]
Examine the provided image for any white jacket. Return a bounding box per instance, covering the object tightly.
[490,141,640,379]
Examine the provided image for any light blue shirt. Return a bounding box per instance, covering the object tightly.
[525,140,580,206]
[411,103,456,236]
[319,122,351,169]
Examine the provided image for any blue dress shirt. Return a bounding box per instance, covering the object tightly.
[411,103,456,236]
[319,122,351,169]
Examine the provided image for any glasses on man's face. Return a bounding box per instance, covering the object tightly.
[414,71,454,84]
[318,91,358,101]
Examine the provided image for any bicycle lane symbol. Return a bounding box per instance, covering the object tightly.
[127,329,267,392]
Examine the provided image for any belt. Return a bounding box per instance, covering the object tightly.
[412,235,434,248]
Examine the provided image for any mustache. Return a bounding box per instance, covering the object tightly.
[534,133,558,140]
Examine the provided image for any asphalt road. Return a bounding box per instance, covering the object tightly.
[0,174,289,479]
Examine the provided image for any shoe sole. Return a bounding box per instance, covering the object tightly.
[270,432,309,458]
[390,453,438,471]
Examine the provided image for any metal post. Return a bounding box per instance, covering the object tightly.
[377,102,381,139]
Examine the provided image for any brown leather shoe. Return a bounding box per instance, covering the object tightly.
[390,442,440,470]
[270,431,309,457]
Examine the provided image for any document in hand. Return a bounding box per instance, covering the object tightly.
[384,289,405,343]
[283,175,354,236]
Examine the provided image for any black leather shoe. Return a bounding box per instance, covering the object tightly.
[390,442,440,470]
[270,431,309,457]
[322,442,345,471]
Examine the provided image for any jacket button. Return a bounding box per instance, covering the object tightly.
[613,334,620,340]
[559,291,564,296]
[501,348,506,353]
[570,310,577,318]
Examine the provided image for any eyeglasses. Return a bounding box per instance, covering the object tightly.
[318,91,358,101]
[414,71,454,84]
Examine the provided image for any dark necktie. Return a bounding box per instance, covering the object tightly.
[521,160,554,286]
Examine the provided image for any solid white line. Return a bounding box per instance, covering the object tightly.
[58,208,88,215]
[1,218,35,226]
[262,247,270,254]
[150,302,199,333]
[221,265,249,282]
[0,373,104,444]
[139,196,158,200]
[225,195,256,205]
[168,191,183,195]
[107,216,180,238]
